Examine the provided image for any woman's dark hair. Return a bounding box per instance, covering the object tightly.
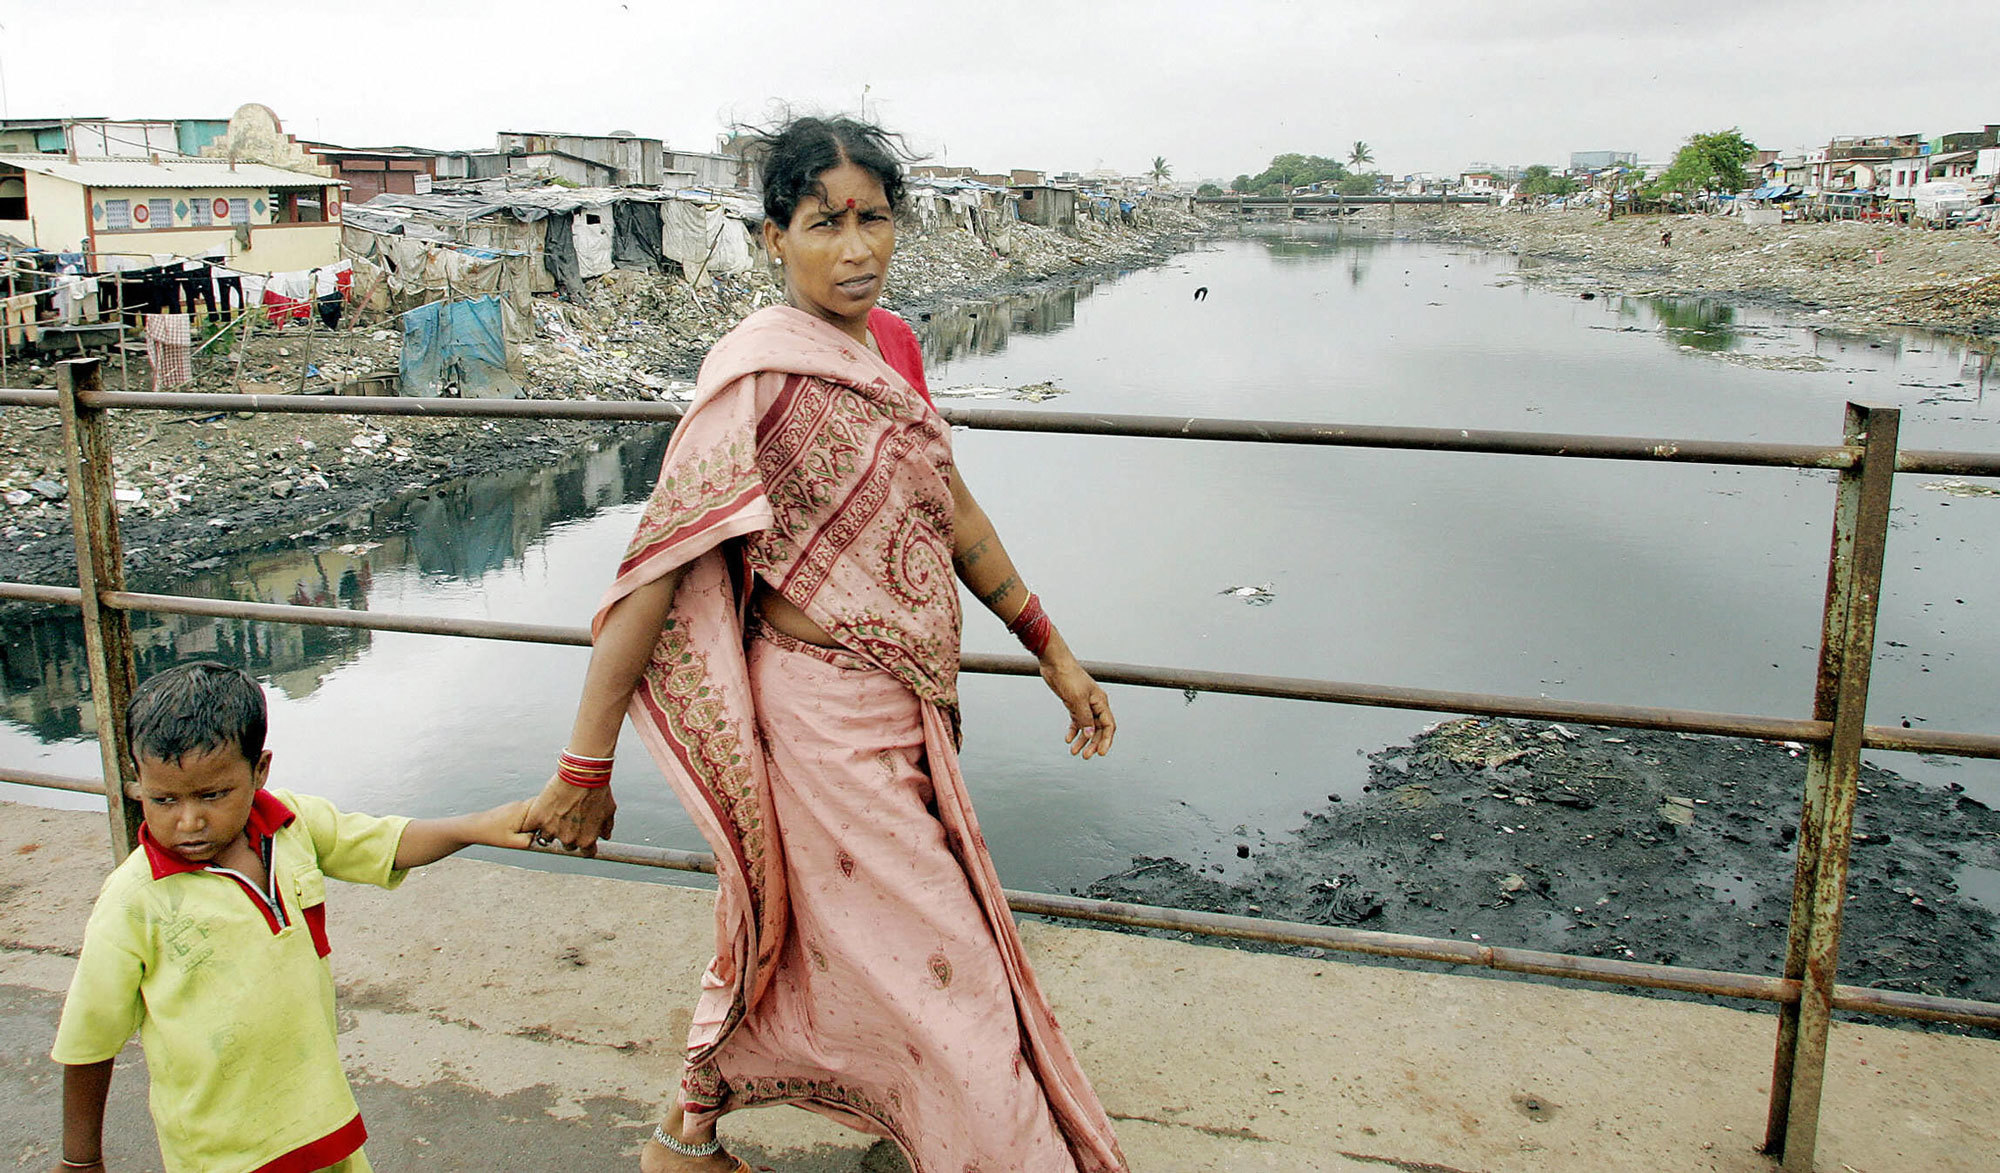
[127,660,268,767]
[759,115,908,227]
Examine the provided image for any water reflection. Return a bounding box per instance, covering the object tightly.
[0,552,375,742]
[8,230,2000,895]
[913,282,1092,367]
[1645,297,1740,352]
[0,428,673,740]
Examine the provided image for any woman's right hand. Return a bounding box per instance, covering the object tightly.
[521,775,617,855]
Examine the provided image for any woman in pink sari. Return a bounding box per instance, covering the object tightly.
[521,116,1129,1173]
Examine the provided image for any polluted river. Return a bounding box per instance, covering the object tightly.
[4,223,1998,1017]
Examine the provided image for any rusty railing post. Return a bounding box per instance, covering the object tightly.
[1764,403,1898,1169]
[55,357,142,859]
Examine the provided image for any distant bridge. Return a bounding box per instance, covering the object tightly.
[1196,193,1498,214]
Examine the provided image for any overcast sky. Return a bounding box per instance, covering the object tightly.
[2,0,1992,181]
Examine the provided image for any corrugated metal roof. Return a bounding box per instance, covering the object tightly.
[0,154,334,189]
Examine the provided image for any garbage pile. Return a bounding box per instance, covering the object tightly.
[523,271,777,399]
[1432,207,2000,335]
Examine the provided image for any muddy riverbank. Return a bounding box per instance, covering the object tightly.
[1422,207,2000,338]
[0,210,1214,587]
[1084,717,2000,1030]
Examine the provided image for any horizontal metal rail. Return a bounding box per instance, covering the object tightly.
[3,762,1993,1030]
[3,583,1995,759]
[5,363,1996,1169]
[5,386,1995,476]
[0,582,83,607]
[0,766,109,797]
[102,590,592,647]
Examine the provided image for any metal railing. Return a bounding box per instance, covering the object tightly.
[4,359,1999,1172]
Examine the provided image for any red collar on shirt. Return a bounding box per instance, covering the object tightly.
[138,790,296,880]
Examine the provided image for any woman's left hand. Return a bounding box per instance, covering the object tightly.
[1041,650,1115,759]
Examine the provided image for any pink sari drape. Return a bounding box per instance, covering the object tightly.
[598,306,1126,1172]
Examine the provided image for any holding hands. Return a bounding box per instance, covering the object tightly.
[521,773,618,855]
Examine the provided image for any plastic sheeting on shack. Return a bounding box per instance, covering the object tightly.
[399,295,523,399]
[661,200,753,278]
[574,205,614,280]
[612,200,663,273]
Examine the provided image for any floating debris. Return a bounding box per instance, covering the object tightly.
[1218,582,1277,605]
[1922,479,2000,499]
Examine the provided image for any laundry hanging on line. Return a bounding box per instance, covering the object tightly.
[144,313,192,391]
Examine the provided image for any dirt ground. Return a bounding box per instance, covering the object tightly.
[1426,206,2000,336]
[6,800,1998,1173]
[0,209,1210,587]
[1085,718,2000,1030]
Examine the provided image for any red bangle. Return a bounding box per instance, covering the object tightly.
[558,750,613,789]
[1006,592,1055,659]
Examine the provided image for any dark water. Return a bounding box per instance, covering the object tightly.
[5,224,1997,900]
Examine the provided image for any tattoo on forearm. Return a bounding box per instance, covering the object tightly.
[978,575,1018,609]
[955,536,992,569]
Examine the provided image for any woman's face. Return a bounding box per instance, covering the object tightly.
[765,161,895,341]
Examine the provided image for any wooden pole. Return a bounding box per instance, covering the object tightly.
[55,358,143,860]
[231,294,259,395]
[297,288,316,396]
[115,276,131,392]
[2,265,12,388]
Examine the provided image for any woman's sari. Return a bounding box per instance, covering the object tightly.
[598,306,1126,1172]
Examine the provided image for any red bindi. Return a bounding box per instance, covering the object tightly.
[846,198,856,209]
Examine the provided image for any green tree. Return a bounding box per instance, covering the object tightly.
[1518,164,1580,197]
[1336,171,1379,196]
[1149,155,1172,184]
[1348,140,1374,168]
[1246,153,1348,193]
[1196,182,1223,198]
[1648,129,1757,198]
[1230,174,1252,193]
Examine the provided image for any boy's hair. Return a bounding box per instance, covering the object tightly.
[126,661,267,767]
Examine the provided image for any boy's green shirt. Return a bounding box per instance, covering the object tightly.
[53,788,408,1173]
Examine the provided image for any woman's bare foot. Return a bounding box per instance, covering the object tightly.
[638,1103,739,1172]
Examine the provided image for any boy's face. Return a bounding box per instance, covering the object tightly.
[132,744,272,864]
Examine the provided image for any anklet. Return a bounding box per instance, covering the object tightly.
[652,1123,721,1158]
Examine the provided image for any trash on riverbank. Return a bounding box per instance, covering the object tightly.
[1084,718,2000,1031]
[0,206,1221,586]
[1427,208,2000,337]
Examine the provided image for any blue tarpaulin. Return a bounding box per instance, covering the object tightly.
[399,295,522,399]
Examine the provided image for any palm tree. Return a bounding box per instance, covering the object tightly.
[1149,156,1172,184]
[1348,141,1374,169]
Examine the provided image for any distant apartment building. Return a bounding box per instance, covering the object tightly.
[1805,133,1924,192]
[1569,150,1636,173]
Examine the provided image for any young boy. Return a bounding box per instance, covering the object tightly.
[50,661,532,1172]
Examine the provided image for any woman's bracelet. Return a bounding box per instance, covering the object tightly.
[62,1159,104,1169]
[1006,592,1055,659]
[557,750,614,790]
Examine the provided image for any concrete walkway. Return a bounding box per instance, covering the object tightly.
[2,801,1993,1172]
